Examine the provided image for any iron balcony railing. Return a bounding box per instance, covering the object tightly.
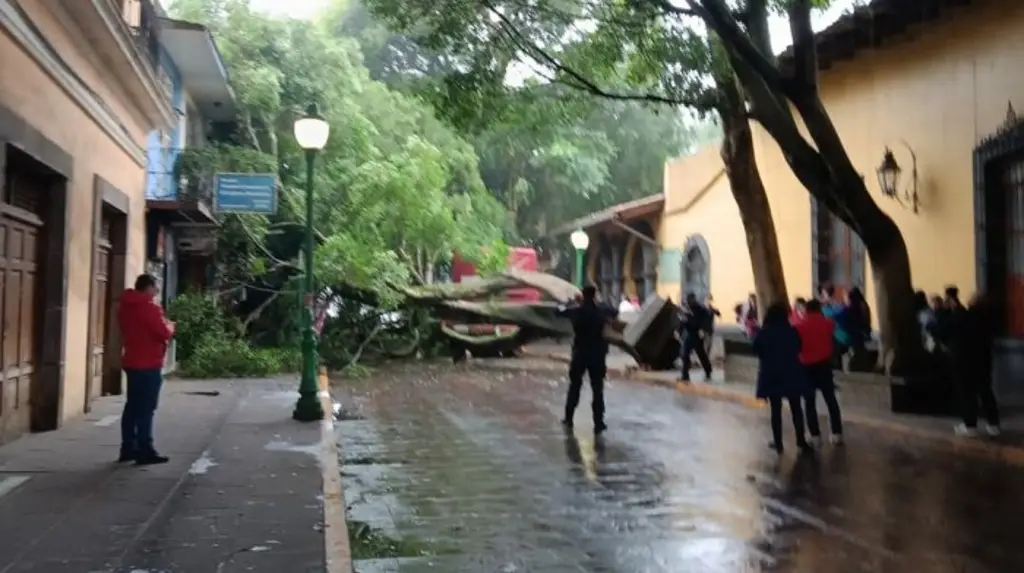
[118,0,174,97]
[146,147,215,204]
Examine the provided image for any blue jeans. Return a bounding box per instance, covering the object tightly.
[121,369,163,455]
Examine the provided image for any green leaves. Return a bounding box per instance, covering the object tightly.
[169,0,508,298]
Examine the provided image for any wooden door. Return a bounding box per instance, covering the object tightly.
[0,210,40,442]
[1005,156,1024,336]
[89,216,113,402]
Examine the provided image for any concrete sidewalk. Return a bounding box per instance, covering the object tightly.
[0,377,344,573]
[516,345,1024,466]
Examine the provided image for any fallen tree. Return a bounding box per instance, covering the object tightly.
[402,268,676,367]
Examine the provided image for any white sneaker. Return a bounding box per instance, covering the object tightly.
[809,435,823,448]
[830,434,844,445]
[985,423,1002,437]
[954,423,979,437]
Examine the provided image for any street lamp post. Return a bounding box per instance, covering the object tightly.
[292,103,330,422]
[569,229,589,288]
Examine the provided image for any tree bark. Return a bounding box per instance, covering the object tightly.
[718,89,789,315]
[695,0,924,369]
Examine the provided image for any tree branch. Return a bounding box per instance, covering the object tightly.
[242,290,281,329]
[480,0,714,109]
[688,0,791,99]
[787,0,818,93]
[341,323,384,371]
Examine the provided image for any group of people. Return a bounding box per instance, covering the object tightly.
[739,285,873,369]
[754,297,845,453]
[916,286,1000,436]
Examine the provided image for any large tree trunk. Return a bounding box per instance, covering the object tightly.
[718,94,789,314]
[696,0,924,370]
[836,178,921,375]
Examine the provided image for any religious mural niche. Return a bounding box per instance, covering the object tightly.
[680,234,711,302]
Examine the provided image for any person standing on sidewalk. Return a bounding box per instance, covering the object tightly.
[794,299,844,446]
[753,303,812,455]
[117,274,175,465]
[557,285,618,435]
[677,292,713,382]
[703,294,721,359]
[952,293,1001,437]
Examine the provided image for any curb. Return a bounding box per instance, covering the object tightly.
[318,370,353,573]
[520,350,1024,467]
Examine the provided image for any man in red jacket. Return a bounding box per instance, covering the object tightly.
[117,274,175,465]
[794,299,844,446]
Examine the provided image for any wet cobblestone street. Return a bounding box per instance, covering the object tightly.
[334,361,1024,573]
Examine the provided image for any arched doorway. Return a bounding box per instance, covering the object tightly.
[680,234,711,302]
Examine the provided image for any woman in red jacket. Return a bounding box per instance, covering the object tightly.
[794,299,844,446]
[117,274,175,465]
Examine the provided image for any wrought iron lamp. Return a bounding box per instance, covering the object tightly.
[876,141,920,213]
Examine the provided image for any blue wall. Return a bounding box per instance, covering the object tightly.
[145,47,185,200]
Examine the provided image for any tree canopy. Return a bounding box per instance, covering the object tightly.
[165,0,708,370]
[328,0,716,241]
[170,0,510,298]
[349,0,924,368]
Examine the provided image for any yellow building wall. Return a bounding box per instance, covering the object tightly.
[658,147,755,312]
[0,9,149,423]
[662,0,1024,322]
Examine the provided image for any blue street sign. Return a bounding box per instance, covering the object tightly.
[214,173,278,214]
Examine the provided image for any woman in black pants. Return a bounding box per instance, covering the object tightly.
[754,303,813,454]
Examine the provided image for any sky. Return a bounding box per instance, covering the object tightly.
[249,0,858,64]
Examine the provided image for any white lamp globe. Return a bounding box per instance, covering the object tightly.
[570,229,590,250]
[294,103,330,150]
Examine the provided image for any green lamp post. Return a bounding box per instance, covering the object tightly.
[569,229,589,288]
[292,103,330,422]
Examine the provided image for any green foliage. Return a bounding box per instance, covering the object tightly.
[169,0,508,299]
[329,0,711,240]
[167,292,233,363]
[168,292,298,378]
[181,337,299,379]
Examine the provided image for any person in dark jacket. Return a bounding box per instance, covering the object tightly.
[703,294,721,357]
[952,293,1001,437]
[557,285,618,434]
[754,303,812,454]
[678,292,714,382]
[117,274,175,465]
[933,285,965,355]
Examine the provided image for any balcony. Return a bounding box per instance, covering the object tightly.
[125,0,174,98]
[146,147,217,224]
[60,0,175,129]
[157,18,236,122]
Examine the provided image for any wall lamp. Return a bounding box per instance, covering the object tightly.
[876,141,920,214]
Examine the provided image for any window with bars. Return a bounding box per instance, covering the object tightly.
[2,148,47,219]
[811,198,865,299]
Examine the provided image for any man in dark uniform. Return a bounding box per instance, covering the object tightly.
[678,292,714,382]
[557,285,618,434]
